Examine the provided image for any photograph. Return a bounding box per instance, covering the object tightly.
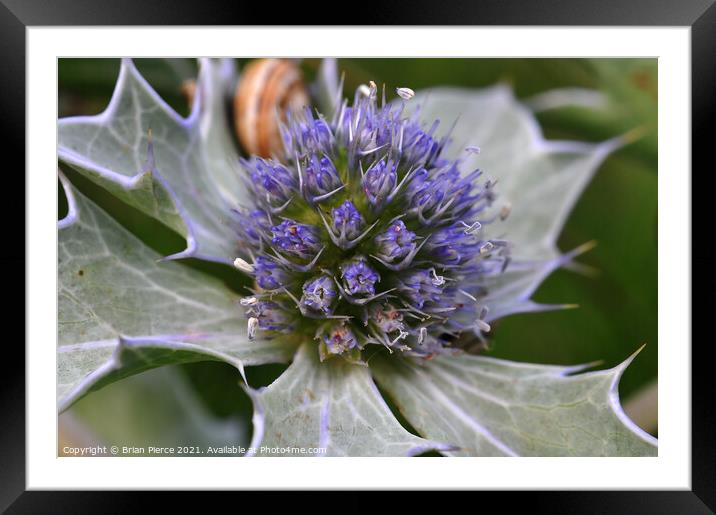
[57,57,658,458]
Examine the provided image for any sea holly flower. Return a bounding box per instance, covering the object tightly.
[233,82,507,359]
[57,58,657,457]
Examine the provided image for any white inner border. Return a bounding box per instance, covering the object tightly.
[28,27,690,490]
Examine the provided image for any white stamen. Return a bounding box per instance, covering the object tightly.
[233,257,254,273]
[465,145,481,154]
[479,242,494,255]
[430,268,445,286]
[391,330,409,345]
[248,317,259,340]
[396,87,415,100]
[499,203,512,221]
[476,319,491,333]
[459,220,482,234]
[357,84,371,98]
[418,327,427,345]
[240,297,258,306]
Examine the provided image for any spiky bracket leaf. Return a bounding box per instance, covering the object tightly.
[58,173,297,412]
[248,344,453,456]
[58,58,244,264]
[410,86,622,320]
[372,349,657,456]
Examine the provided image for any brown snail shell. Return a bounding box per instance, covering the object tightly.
[234,58,310,158]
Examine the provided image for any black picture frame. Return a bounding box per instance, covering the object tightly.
[4,0,712,511]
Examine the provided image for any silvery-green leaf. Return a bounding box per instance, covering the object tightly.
[372,349,657,457]
[58,58,244,264]
[60,365,247,455]
[249,344,453,457]
[412,86,620,319]
[58,173,297,412]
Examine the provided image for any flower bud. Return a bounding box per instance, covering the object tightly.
[244,157,296,205]
[362,158,397,207]
[398,269,445,309]
[271,219,322,259]
[374,220,417,262]
[247,300,293,333]
[340,258,380,297]
[367,303,404,334]
[282,107,333,156]
[253,256,289,290]
[300,275,338,317]
[303,154,342,201]
[321,323,358,356]
[332,201,365,240]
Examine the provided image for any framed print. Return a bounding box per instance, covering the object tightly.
[5,0,713,511]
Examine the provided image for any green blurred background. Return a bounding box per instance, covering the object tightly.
[58,58,658,445]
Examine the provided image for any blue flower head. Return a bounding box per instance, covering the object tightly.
[236,84,508,360]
